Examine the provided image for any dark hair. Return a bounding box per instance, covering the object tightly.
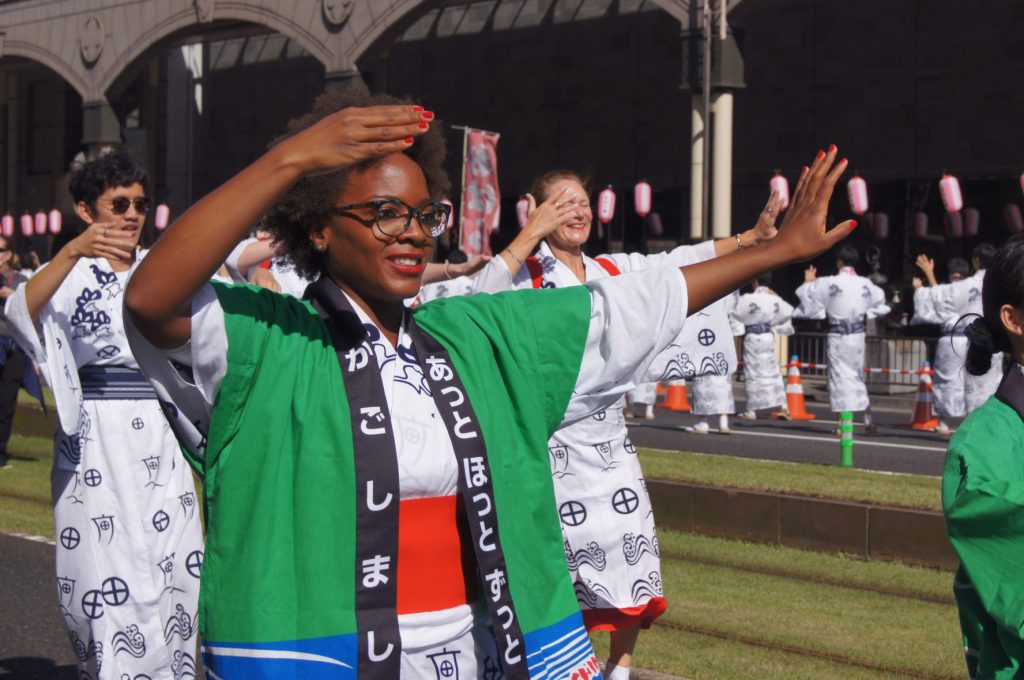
[836,244,859,268]
[972,242,996,269]
[965,235,1024,375]
[947,257,970,279]
[529,170,592,204]
[754,271,773,287]
[68,150,148,211]
[262,88,450,280]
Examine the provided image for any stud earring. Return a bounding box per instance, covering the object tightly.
[313,243,326,253]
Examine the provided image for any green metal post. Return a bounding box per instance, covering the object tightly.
[840,411,854,468]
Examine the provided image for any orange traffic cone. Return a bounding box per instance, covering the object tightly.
[774,355,816,420]
[657,379,691,411]
[907,361,940,431]
[655,382,668,397]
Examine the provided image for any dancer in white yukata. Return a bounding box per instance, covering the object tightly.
[474,170,783,679]
[5,152,203,680]
[731,273,795,420]
[795,244,890,431]
[912,243,1002,434]
[688,291,741,434]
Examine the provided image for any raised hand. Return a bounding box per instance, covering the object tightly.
[284,105,434,177]
[524,188,580,240]
[70,222,137,262]
[750,189,786,244]
[774,146,855,262]
[449,255,493,278]
[249,268,282,293]
[915,254,937,286]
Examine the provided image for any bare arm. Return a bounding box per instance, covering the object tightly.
[682,148,854,314]
[125,105,432,348]
[495,188,580,274]
[234,239,279,273]
[421,255,492,284]
[711,188,787,256]
[25,222,135,322]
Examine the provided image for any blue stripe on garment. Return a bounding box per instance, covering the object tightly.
[525,611,603,679]
[202,634,358,679]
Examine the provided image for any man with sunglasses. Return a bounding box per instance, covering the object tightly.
[5,150,203,679]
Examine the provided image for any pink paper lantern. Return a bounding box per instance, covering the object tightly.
[944,211,963,239]
[1,215,12,238]
[516,195,529,229]
[633,180,652,218]
[647,212,664,237]
[34,211,47,235]
[963,207,980,238]
[597,186,616,225]
[20,213,33,237]
[48,209,62,235]
[871,212,889,240]
[912,211,929,239]
[769,171,790,211]
[1004,204,1023,234]
[939,174,963,213]
[847,174,869,216]
[154,203,171,231]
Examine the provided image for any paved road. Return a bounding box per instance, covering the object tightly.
[0,531,205,679]
[627,389,954,476]
[0,533,77,679]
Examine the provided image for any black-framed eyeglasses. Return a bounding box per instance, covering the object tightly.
[333,199,451,238]
[98,197,151,215]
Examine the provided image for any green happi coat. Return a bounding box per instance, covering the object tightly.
[944,365,1024,679]
[191,281,603,678]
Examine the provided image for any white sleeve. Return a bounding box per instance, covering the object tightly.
[224,237,260,283]
[865,282,892,319]
[794,280,827,319]
[470,255,533,293]
[603,239,717,274]
[124,283,229,459]
[561,267,688,424]
[771,297,796,335]
[911,286,941,325]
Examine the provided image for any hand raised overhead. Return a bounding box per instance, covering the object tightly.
[282,105,435,176]
[773,145,856,262]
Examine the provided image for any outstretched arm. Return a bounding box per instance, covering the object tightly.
[681,147,855,314]
[125,105,432,348]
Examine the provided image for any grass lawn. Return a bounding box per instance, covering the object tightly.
[639,448,942,512]
[1,429,961,679]
[591,529,962,680]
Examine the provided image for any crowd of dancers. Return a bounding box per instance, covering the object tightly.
[1,87,1019,680]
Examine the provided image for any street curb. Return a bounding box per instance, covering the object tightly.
[647,478,957,569]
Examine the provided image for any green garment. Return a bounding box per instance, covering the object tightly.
[196,281,596,677]
[944,373,1024,679]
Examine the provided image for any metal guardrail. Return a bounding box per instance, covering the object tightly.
[780,332,939,392]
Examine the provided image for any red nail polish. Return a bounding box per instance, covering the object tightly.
[422,111,435,120]
[828,144,837,153]
[840,157,847,165]
[850,220,858,230]
[418,122,429,129]
[412,106,424,112]
[404,137,413,144]
[802,166,809,173]
[816,150,825,159]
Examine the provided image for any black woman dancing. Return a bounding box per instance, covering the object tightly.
[124,88,854,679]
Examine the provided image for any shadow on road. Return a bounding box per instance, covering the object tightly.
[0,657,77,679]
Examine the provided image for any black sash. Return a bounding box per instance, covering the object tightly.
[305,278,529,678]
